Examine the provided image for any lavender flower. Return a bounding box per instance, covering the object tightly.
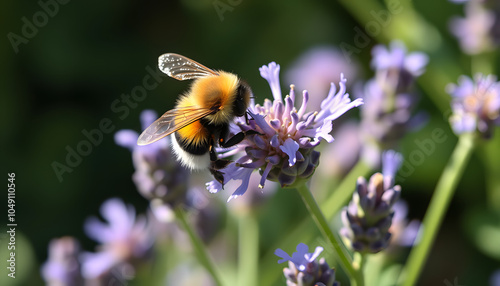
[207,62,363,201]
[359,41,428,167]
[371,41,428,93]
[447,74,500,138]
[340,150,403,253]
[449,0,498,54]
[41,237,83,286]
[275,243,339,286]
[115,110,190,219]
[81,198,153,280]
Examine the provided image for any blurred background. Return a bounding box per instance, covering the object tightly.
[1,0,499,285]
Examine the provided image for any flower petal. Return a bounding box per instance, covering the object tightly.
[280,138,300,166]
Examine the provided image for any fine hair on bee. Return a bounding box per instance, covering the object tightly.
[137,53,258,186]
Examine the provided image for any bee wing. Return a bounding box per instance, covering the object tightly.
[137,107,215,145]
[158,53,219,81]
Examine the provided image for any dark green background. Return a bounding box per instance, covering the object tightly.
[1,0,499,285]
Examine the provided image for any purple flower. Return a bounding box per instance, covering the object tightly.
[449,1,497,54]
[372,41,428,78]
[41,237,83,286]
[115,110,190,219]
[207,62,363,201]
[340,150,403,253]
[81,198,153,279]
[275,243,339,286]
[371,41,428,93]
[359,41,428,167]
[447,74,500,138]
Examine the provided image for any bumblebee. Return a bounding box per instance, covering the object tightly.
[137,53,255,185]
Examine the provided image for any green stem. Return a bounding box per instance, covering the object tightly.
[296,184,364,286]
[174,206,224,286]
[237,212,259,286]
[401,133,475,286]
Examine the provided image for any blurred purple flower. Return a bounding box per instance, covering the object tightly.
[340,150,403,253]
[286,46,359,112]
[41,237,83,286]
[491,269,500,286]
[372,41,428,77]
[275,243,339,286]
[450,2,496,54]
[81,198,153,279]
[207,62,363,201]
[447,74,500,138]
[371,41,428,93]
[389,201,421,248]
[115,110,190,219]
[359,41,428,167]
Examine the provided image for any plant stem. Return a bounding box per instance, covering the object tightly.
[296,184,364,286]
[261,160,371,285]
[400,133,475,286]
[237,212,259,286]
[174,206,224,286]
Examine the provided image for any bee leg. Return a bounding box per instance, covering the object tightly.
[209,168,225,187]
[220,130,261,148]
[208,143,231,187]
[245,112,251,125]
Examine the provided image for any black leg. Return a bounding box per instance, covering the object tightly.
[208,141,231,187]
[209,168,225,187]
[220,130,261,148]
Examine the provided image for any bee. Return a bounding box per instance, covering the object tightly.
[137,53,256,185]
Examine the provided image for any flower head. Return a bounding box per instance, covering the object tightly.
[275,243,339,286]
[447,74,500,138]
[81,198,153,279]
[115,110,190,219]
[359,41,428,167]
[449,0,497,54]
[340,150,403,253]
[371,41,428,93]
[207,62,363,201]
[41,237,83,286]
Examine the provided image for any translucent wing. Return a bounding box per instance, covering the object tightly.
[158,53,219,80]
[137,107,215,145]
